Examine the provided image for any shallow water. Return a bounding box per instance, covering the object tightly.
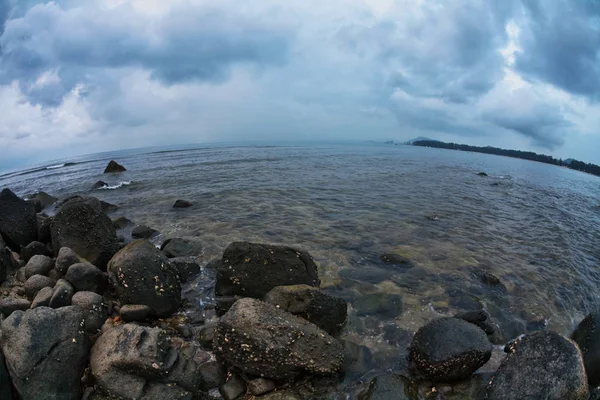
[2,143,600,393]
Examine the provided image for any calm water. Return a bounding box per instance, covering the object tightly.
[2,143,600,388]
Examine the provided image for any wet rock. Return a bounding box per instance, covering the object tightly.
[0,298,31,317]
[21,241,52,263]
[131,225,158,239]
[215,242,320,309]
[28,191,58,210]
[0,246,12,283]
[120,304,153,322]
[572,312,600,387]
[24,254,54,279]
[55,246,82,275]
[197,360,225,391]
[173,199,193,208]
[355,374,410,400]
[0,188,38,250]
[24,274,54,299]
[486,331,588,399]
[31,286,53,308]
[340,267,390,284]
[248,378,276,396]
[354,293,403,318]
[100,201,119,213]
[103,160,126,173]
[112,216,134,229]
[0,350,15,400]
[170,256,201,283]
[477,172,488,176]
[220,374,246,400]
[49,278,75,308]
[160,237,204,258]
[196,322,217,349]
[343,340,373,377]
[92,181,108,189]
[380,253,415,270]
[409,317,492,382]
[446,288,483,311]
[51,196,119,270]
[37,214,52,244]
[455,309,497,335]
[72,291,107,333]
[1,306,90,400]
[265,284,348,335]
[65,262,107,293]
[591,387,600,400]
[526,316,548,332]
[107,240,181,318]
[215,298,344,379]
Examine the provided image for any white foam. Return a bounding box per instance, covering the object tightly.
[98,181,132,190]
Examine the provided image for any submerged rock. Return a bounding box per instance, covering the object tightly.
[265,285,347,335]
[131,225,158,239]
[0,188,38,250]
[380,253,415,270]
[214,298,344,380]
[173,199,193,208]
[103,160,126,173]
[112,216,134,230]
[161,237,203,258]
[1,306,90,400]
[170,257,201,283]
[107,240,181,318]
[355,374,410,400]
[572,312,600,387]
[409,317,492,382]
[486,331,588,399]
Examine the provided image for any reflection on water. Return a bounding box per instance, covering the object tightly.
[3,143,600,393]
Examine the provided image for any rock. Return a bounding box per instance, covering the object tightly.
[173,199,193,208]
[49,278,75,308]
[24,274,54,299]
[1,306,90,400]
[486,331,588,399]
[160,237,204,258]
[100,201,119,213]
[477,172,488,176]
[55,247,82,275]
[196,322,217,349]
[264,285,347,335]
[92,181,108,189]
[215,298,344,379]
[65,262,107,293]
[0,298,31,317]
[90,323,215,399]
[355,374,410,400]
[112,216,134,229]
[248,378,275,396]
[409,317,492,382]
[215,242,320,306]
[0,246,12,283]
[28,191,58,210]
[220,374,246,400]
[0,188,38,250]
[103,160,126,173]
[591,388,600,400]
[343,340,373,377]
[572,312,600,386]
[71,291,107,333]
[455,309,497,335]
[107,240,181,318]
[31,286,53,308]
[0,350,15,400]
[120,304,153,322]
[24,254,54,279]
[37,214,52,244]
[21,241,52,263]
[380,253,415,270]
[354,293,403,318]
[131,225,158,239]
[170,257,201,283]
[15,267,26,283]
[51,196,119,270]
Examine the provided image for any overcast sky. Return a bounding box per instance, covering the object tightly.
[1,0,600,170]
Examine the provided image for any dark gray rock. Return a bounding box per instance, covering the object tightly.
[0,188,37,250]
[55,247,81,276]
[486,331,588,399]
[24,254,54,279]
[65,262,107,293]
[409,317,492,382]
[170,257,201,283]
[49,278,74,308]
[454,309,502,345]
[0,350,15,400]
[215,242,320,308]
[0,246,12,283]
[92,181,108,190]
[477,172,488,176]
[21,241,52,263]
[355,374,410,400]
[343,340,373,378]
[112,216,134,230]
[1,306,90,400]
[590,387,600,400]
[248,378,275,396]
[31,286,53,308]
[220,374,246,400]
[37,214,52,245]
[264,284,347,335]
[173,199,193,208]
[120,304,153,322]
[215,298,344,380]
[572,312,600,387]
[380,253,415,270]
[50,196,119,270]
[131,225,158,239]
[24,274,54,299]
[196,322,217,349]
[71,291,107,333]
[15,267,26,283]
[107,240,181,318]
[100,201,118,213]
[0,298,31,317]
[103,160,126,173]
[160,237,203,258]
[28,192,57,211]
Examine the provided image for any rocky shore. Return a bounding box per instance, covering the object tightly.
[0,161,598,399]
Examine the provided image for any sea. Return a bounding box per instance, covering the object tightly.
[2,142,600,391]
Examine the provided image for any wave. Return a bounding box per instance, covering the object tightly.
[45,162,77,170]
[97,181,132,190]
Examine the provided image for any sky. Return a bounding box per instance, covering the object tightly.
[1,0,600,170]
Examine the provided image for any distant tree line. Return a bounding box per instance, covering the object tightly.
[411,140,600,178]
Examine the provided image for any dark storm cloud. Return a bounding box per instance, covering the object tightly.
[515,0,600,100]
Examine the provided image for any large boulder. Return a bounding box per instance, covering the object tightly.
[90,323,218,399]
[486,331,588,399]
[103,160,126,173]
[1,306,90,400]
[107,240,181,318]
[50,196,119,270]
[215,242,320,304]
[28,192,58,211]
[409,317,492,382]
[572,312,600,386]
[264,285,347,335]
[214,298,344,380]
[0,188,37,250]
